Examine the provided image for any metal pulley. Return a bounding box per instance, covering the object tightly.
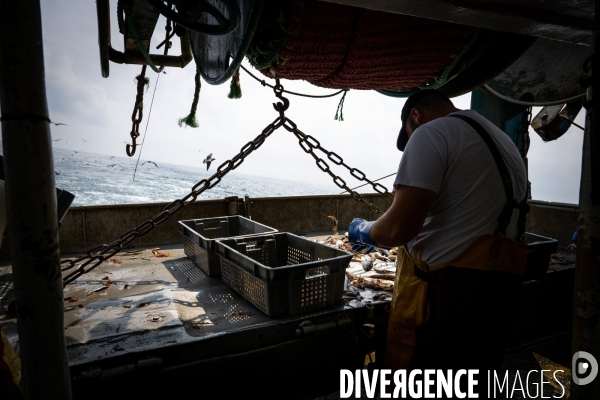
[531,100,584,141]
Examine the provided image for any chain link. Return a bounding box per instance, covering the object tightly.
[126,64,149,157]
[62,114,285,286]
[281,120,394,214]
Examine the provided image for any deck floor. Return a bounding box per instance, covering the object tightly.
[0,232,391,367]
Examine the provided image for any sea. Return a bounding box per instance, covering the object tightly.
[50,147,337,206]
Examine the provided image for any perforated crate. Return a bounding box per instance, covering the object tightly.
[178,216,278,277]
[215,233,353,316]
[524,232,559,281]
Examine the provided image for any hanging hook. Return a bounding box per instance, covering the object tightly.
[126,123,139,157]
[126,139,137,157]
[272,79,289,117]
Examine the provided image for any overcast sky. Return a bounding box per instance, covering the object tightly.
[17,0,586,204]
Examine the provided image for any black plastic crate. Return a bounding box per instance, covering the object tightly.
[178,216,278,277]
[215,233,353,316]
[524,232,559,281]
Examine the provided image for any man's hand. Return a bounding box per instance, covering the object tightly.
[348,218,377,254]
[370,185,437,248]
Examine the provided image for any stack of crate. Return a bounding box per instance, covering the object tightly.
[179,216,353,316]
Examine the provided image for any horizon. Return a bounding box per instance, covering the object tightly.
[48,145,340,190]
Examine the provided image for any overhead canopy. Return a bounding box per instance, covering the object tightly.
[320,0,594,46]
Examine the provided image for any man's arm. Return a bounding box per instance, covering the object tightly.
[370,184,437,248]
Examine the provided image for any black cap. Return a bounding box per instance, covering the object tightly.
[397,89,450,151]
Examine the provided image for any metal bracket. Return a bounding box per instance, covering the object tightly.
[96,0,193,78]
[531,100,584,141]
[78,357,162,380]
[295,315,352,337]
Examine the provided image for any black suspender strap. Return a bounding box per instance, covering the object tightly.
[449,114,530,236]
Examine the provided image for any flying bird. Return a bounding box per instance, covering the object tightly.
[82,139,88,143]
[52,139,61,142]
[203,153,215,171]
[107,164,117,168]
[55,171,60,175]
[142,161,159,168]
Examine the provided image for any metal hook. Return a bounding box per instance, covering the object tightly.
[272,79,289,116]
[126,140,136,157]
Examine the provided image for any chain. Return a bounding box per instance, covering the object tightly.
[62,79,389,285]
[281,119,394,214]
[239,64,347,99]
[156,14,175,54]
[62,115,285,286]
[124,8,174,157]
[126,65,149,157]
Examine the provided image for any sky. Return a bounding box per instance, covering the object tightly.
[6,0,586,204]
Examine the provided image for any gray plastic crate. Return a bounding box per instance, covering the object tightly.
[215,233,353,316]
[178,216,278,276]
[524,232,559,281]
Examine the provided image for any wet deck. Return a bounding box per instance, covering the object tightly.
[0,232,390,367]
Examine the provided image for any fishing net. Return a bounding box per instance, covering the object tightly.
[247,0,476,91]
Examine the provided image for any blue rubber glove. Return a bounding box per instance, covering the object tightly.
[348,218,377,254]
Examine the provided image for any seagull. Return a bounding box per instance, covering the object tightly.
[203,153,215,171]
[107,164,117,168]
[52,139,61,142]
[110,156,115,159]
[142,161,159,168]
[82,139,88,143]
[55,171,60,175]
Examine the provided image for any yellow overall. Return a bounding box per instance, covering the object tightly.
[0,325,21,397]
[384,114,530,371]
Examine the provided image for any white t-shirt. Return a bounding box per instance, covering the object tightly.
[393,109,527,266]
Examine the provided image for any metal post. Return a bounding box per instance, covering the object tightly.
[572,2,600,398]
[0,1,72,398]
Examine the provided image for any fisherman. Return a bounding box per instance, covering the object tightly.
[348,89,529,394]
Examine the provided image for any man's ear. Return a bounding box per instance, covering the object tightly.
[410,108,421,126]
